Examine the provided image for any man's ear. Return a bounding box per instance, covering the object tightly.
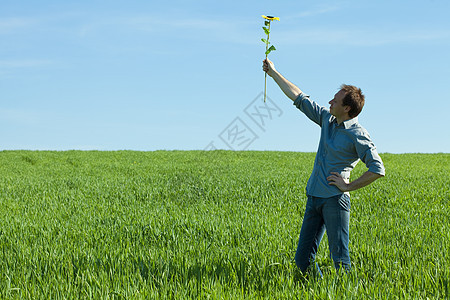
[344,105,351,113]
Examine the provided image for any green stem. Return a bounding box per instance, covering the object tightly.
[264,21,271,103]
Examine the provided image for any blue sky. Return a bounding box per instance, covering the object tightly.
[1,0,449,153]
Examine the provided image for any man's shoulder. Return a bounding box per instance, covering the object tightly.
[343,118,372,139]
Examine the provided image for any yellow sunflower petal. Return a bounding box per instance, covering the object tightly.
[262,15,280,21]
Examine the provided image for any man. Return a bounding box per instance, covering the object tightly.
[262,58,385,275]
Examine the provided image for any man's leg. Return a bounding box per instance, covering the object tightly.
[323,194,351,272]
[295,196,326,274]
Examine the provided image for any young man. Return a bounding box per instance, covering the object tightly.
[262,58,385,274]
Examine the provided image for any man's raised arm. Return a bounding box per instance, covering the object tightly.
[263,59,302,101]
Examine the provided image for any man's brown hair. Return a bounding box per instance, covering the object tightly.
[340,84,365,118]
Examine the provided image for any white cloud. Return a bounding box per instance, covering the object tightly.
[277,27,450,46]
[0,59,54,68]
[0,17,37,34]
[284,4,340,20]
[72,14,257,46]
[0,108,43,125]
[0,59,55,78]
[121,15,235,31]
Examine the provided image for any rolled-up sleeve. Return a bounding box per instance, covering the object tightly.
[293,93,328,126]
[355,130,385,176]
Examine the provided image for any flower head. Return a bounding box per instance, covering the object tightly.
[262,15,280,21]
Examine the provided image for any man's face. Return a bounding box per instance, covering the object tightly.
[329,90,350,119]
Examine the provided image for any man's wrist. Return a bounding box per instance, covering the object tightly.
[344,183,352,192]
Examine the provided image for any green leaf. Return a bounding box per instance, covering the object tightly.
[261,38,268,44]
[265,21,270,26]
[262,27,270,35]
[265,45,276,55]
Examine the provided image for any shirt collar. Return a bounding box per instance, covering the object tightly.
[334,117,358,129]
[342,117,358,129]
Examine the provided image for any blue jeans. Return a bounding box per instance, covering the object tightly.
[294,194,351,274]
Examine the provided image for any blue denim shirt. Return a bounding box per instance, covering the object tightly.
[294,93,385,198]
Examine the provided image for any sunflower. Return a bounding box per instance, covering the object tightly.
[261,15,280,21]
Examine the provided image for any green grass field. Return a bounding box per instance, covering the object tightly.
[0,150,449,299]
